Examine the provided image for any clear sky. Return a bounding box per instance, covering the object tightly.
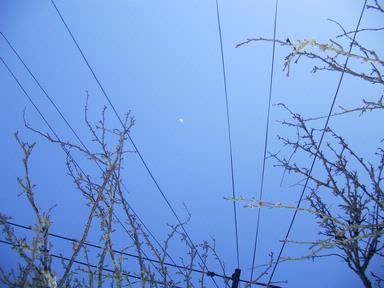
[0,0,383,287]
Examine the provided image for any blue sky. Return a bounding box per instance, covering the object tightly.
[0,0,383,287]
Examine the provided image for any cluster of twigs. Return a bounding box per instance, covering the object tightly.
[0,103,231,288]
[237,2,384,86]
[237,1,384,287]
[270,103,383,287]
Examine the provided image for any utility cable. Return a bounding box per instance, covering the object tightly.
[0,239,182,288]
[249,0,279,284]
[0,30,183,277]
[3,220,281,287]
[49,1,220,286]
[214,0,240,269]
[267,0,368,285]
[0,55,175,282]
[4,220,209,277]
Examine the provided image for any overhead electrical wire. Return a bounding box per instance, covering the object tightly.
[49,1,220,286]
[0,54,177,283]
[0,32,179,279]
[214,0,240,269]
[0,30,183,278]
[0,47,279,285]
[3,220,281,288]
[0,36,257,288]
[4,220,207,277]
[267,0,368,285]
[0,239,183,288]
[249,0,279,285]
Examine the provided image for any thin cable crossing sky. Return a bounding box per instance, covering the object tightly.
[49,1,222,286]
[267,0,369,284]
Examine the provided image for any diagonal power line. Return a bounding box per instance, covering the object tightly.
[0,30,184,278]
[1,46,279,286]
[250,0,279,285]
[267,0,368,285]
[0,239,184,288]
[2,220,281,287]
[214,0,240,270]
[49,1,221,286]
[0,54,179,283]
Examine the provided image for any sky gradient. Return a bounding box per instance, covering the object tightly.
[0,0,383,287]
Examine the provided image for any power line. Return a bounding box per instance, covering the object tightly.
[2,220,280,287]
[214,0,240,269]
[4,221,204,276]
[0,239,182,288]
[267,0,368,285]
[0,53,176,282]
[0,30,183,277]
[0,31,86,152]
[0,57,60,143]
[49,1,220,287]
[250,0,279,284]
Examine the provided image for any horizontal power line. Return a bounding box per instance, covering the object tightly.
[5,221,204,275]
[4,220,281,288]
[0,239,182,288]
